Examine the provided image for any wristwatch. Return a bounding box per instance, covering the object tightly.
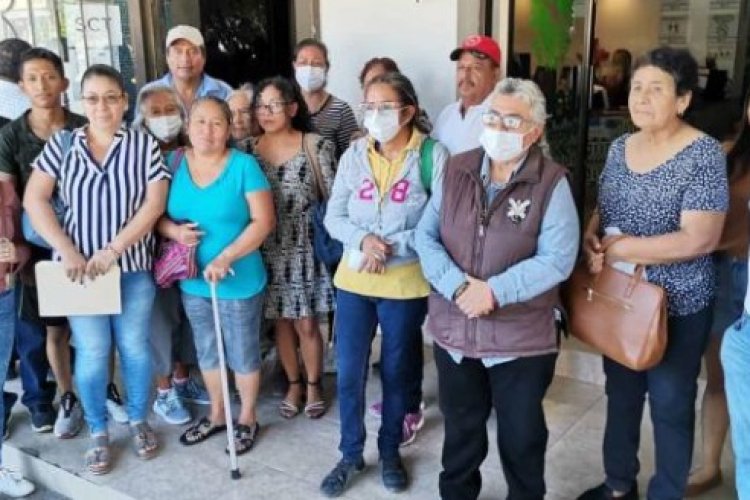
[453,281,470,301]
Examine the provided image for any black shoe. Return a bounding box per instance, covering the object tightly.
[381,456,408,493]
[3,392,18,439]
[578,482,639,500]
[320,457,365,497]
[30,404,56,433]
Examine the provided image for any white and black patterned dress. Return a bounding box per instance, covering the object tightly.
[252,135,336,319]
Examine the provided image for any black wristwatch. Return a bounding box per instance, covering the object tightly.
[453,281,470,301]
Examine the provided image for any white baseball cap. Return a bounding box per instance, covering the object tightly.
[165,25,204,49]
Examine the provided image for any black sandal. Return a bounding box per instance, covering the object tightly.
[279,379,303,419]
[179,417,226,446]
[304,379,328,419]
[226,422,260,455]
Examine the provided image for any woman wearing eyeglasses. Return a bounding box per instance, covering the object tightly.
[415,77,579,500]
[249,77,336,420]
[319,72,448,497]
[23,64,170,474]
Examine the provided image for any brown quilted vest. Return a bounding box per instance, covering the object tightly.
[428,145,567,358]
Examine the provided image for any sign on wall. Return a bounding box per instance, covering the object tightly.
[64,4,122,48]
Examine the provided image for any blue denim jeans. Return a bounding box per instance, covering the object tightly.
[181,292,263,374]
[601,306,712,500]
[68,272,155,434]
[722,312,750,499]
[335,289,427,461]
[711,255,748,335]
[15,285,56,411]
[0,290,16,464]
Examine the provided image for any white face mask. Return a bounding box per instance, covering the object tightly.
[146,115,183,142]
[295,65,327,92]
[363,109,402,144]
[479,127,527,162]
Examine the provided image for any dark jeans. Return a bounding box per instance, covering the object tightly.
[435,344,557,500]
[602,306,712,500]
[335,289,427,461]
[371,325,424,413]
[14,285,55,411]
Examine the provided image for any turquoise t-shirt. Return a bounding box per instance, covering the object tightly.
[166,148,270,299]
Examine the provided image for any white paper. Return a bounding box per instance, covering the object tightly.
[35,261,122,317]
[604,227,647,280]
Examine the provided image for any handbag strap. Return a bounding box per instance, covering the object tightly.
[168,147,186,173]
[302,133,328,201]
[594,234,646,296]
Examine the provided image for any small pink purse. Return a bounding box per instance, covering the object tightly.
[154,239,197,288]
[153,148,197,288]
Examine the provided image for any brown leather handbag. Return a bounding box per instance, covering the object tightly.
[563,248,668,371]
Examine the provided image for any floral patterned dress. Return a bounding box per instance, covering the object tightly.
[251,135,336,319]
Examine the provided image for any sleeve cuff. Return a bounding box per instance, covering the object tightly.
[437,267,466,301]
[487,274,515,307]
[348,229,369,252]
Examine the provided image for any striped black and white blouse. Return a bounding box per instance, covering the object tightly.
[310,94,358,161]
[32,126,170,273]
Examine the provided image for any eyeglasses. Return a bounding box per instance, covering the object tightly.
[358,101,404,113]
[81,93,123,106]
[481,111,527,130]
[253,101,290,114]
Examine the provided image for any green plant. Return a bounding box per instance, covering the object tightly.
[529,0,575,69]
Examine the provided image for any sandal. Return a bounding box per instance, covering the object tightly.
[85,434,111,475]
[225,422,260,456]
[304,380,328,419]
[279,379,302,419]
[179,417,226,446]
[130,422,158,460]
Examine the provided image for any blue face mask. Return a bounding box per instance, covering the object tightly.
[295,66,327,92]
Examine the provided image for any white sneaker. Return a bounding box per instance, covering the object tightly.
[53,392,83,439]
[106,383,128,424]
[0,467,35,497]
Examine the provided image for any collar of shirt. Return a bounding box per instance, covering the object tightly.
[73,125,128,166]
[480,151,529,190]
[458,93,493,120]
[367,127,424,162]
[20,109,86,143]
[161,72,226,98]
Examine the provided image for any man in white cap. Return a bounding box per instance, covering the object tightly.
[142,25,232,111]
[433,35,502,155]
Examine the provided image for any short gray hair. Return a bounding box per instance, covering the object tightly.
[227,82,254,103]
[490,77,550,155]
[131,84,187,132]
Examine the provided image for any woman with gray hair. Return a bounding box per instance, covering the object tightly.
[132,84,187,149]
[133,84,207,425]
[415,77,579,499]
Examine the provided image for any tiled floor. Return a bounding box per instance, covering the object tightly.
[2,346,739,500]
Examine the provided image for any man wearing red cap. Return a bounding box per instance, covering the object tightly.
[433,35,501,155]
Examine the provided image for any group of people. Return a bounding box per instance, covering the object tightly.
[0,21,748,500]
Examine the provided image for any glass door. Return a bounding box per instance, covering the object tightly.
[0,0,142,116]
[506,0,598,215]
[507,0,750,215]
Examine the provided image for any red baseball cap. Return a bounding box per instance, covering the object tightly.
[450,35,502,65]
